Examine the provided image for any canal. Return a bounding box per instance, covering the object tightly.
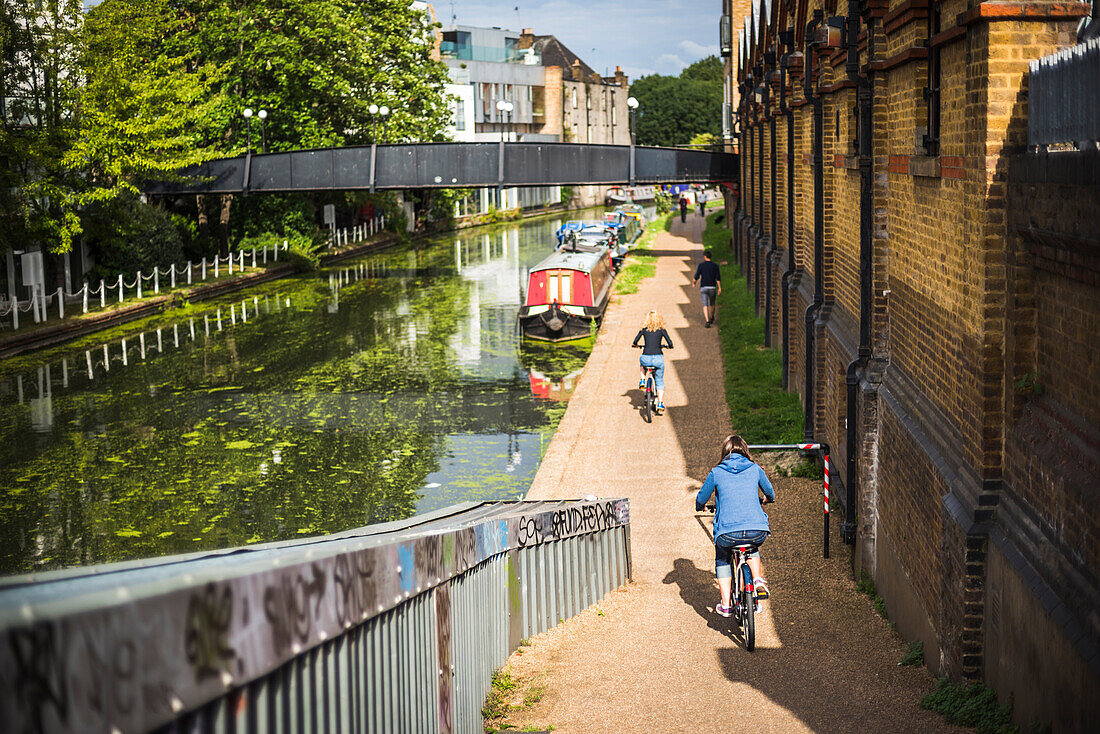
[0,213,604,575]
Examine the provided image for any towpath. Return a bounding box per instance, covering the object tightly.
[505,213,959,732]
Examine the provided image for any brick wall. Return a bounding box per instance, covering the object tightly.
[731,0,1098,723]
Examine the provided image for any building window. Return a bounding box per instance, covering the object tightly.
[455,99,465,131]
[924,4,942,155]
[571,88,577,109]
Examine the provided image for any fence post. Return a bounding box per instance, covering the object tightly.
[240,251,245,271]
[118,274,124,303]
[100,279,105,308]
[263,245,268,265]
[12,299,17,330]
[154,267,159,294]
[252,248,257,268]
[82,282,88,314]
[228,252,233,275]
[170,264,176,289]
[137,271,142,299]
[214,256,219,278]
[187,261,192,285]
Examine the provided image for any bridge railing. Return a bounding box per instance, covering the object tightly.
[1028,38,1100,149]
[147,142,739,195]
[0,499,630,734]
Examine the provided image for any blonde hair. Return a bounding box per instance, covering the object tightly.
[722,434,752,462]
[641,310,665,332]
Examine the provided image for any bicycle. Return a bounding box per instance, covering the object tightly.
[632,345,659,422]
[717,499,774,652]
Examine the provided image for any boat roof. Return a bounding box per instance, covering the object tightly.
[530,247,606,273]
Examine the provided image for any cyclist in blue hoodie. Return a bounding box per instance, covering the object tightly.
[695,434,775,617]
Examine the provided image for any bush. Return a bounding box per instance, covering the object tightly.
[228,193,317,241]
[238,231,323,272]
[654,190,673,214]
[900,639,924,666]
[85,193,185,279]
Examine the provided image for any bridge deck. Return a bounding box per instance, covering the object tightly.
[511,214,958,732]
[147,142,738,195]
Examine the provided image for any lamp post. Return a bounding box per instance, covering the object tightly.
[379,105,390,143]
[627,96,639,186]
[257,109,268,153]
[242,107,253,153]
[495,99,514,142]
[368,103,379,141]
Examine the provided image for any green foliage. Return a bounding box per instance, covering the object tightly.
[654,191,673,214]
[856,571,889,620]
[705,213,802,442]
[482,668,519,722]
[921,679,1017,734]
[900,639,925,666]
[559,186,575,205]
[238,231,322,272]
[84,194,186,279]
[689,132,721,150]
[230,194,319,242]
[631,56,723,147]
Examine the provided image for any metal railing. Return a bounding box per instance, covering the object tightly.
[0,499,631,733]
[1028,38,1100,149]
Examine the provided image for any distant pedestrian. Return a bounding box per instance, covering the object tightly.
[698,190,707,217]
[693,249,721,327]
[679,194,689,223]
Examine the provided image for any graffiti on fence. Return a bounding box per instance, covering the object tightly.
[515,499,628,548]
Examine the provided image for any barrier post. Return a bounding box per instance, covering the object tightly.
[82,283,88,313]
[214,256,219,278]
[263,246,268,264]
[252,248,256,268]
[170,264,176,289]
[228,252,233,275]
[137,271,142,299]
[118,274,124,303]
[100,279,105,308]
[822,449,831,559]
[12,299,17,330]
[187,261,192,285]
[154,268,159,294]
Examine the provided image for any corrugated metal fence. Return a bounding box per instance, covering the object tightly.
[1028,38,1100,148]
[0,499,631,734]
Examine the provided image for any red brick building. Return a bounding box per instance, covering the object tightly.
[727,0,1099,729]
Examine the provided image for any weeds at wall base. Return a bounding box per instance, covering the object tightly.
[921,678,1018,734]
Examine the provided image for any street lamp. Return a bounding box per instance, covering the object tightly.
[627,96,639,186]
[242,107,253,153]
[495,99,514,141]
[379,105,390,143]
[257,109,268,153]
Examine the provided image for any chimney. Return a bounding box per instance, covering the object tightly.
[518,28,535,50]
[571,58,582,81]
[615,66,628,87]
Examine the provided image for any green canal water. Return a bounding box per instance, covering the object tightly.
[0,215,598,575]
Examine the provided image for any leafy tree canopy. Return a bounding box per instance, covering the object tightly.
[631,55,723,147]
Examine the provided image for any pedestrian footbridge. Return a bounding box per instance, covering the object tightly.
[147,142,738,195]
[0,499,631,733]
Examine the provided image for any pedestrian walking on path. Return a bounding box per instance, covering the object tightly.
[698,190,707,217]
[678,193,689,223]
[692,249,721,326]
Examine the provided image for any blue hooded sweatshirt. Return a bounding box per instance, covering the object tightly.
[695,453,775,537]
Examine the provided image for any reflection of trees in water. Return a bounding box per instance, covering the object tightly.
[0,216,585,575]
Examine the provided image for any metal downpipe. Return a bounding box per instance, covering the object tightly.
[841,0,875,545]
[780,48,797,391]
[765,89,778,347]
[803,11,824,442]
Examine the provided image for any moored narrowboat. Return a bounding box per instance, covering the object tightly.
[518,246,615,342]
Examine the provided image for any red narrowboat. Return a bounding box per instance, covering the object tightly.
[518,246,615,341]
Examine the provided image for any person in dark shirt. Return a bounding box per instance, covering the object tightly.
[692,249,722,327]
[678,194,689,223]
[632,310,674,413]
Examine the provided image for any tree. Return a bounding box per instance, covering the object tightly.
[630,55,723,147]
[0,0,84,255]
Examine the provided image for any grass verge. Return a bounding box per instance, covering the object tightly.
[703,212,802,442]
[614,213,671,295]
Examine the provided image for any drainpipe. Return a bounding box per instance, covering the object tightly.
[765,49,778,348]
[746,112,755,288]
[755,83,765,313]
[842,0,874,545]
[779,34,799,390]
[803,10,824,441]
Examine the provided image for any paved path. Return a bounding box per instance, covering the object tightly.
[505,213,957,733]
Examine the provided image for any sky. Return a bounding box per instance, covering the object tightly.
[438,0,720,80]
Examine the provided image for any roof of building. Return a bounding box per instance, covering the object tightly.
[531,35,599,82]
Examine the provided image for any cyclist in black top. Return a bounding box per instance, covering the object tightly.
[692,249,722,327]
[632,310,674,413]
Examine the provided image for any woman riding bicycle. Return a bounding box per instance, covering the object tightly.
[632,310,673,413]
[695,434,775,617]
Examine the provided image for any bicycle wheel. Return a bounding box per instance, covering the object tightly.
[642,380,652,423]
[741,565,756,651]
